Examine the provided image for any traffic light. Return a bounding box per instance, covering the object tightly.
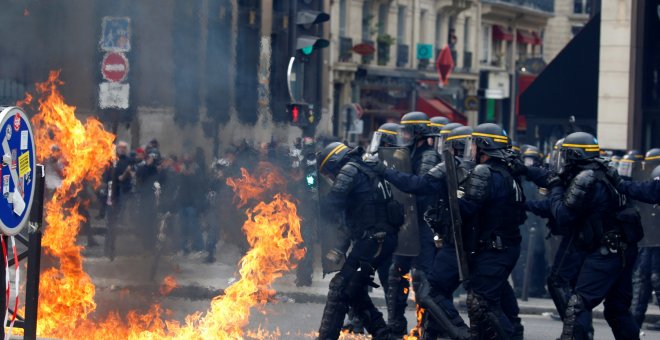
[294,9,329,58]
[287,103,315,127]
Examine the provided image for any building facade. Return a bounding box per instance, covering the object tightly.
[328,0,556,143]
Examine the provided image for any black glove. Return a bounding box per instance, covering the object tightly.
[508,157,528,177]
[546,172,563,189]
[606,165,623,188]
[364,154,386,175]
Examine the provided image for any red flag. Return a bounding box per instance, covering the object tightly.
[436,46,455,86]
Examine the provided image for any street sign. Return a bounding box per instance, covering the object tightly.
[0,106,35,236]
[100,16,131,52]
[353,43,376,56]
[436,46,455,86]
[99,82,130,109]
[101,52,129,83]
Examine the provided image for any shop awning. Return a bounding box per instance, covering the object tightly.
[520,13,600,122]
[416,97,467,125]
[517,30,538,45]
[493,25,513,41]
[533,31,542,45]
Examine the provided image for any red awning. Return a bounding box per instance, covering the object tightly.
[415,97,467,125]
[493,25,513,41]
[517,30,537,45]
[533,31,542,45]
[516,74,537,130]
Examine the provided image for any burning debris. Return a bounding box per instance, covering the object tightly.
[16,71,307,339]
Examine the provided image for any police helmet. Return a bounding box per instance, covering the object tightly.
[610,155,621,168]
[644,148,660,170]
[522,146,543,167]
[434,123,463,154]
[400,111,433,146]
[557,132,600,174]
[626,150,644,161]
[464,123,510,161]
[618,154,641,179]
[445,126,473,157]
[317,142,350,176]
[510,141,522,157]
[367,122,401,154]
[429,116,450,134]
[651,164,660,180]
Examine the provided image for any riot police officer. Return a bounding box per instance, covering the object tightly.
[458,123,526,339]
[544,132,641,340]
[386,111,441,336]
[316,142,401,340]
[631,149,660,330]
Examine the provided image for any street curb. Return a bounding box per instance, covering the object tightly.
[97,284,660,324]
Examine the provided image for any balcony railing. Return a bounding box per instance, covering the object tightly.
[396,44,409,67]
[339,36,353,63]
[482,0,554,13]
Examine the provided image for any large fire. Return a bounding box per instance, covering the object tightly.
[19,71,306,339]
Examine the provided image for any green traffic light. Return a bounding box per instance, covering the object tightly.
[301,46,314,55]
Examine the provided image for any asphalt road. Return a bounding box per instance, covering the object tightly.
[90,289,660,340]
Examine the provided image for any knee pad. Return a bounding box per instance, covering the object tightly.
[560,294,586,340]
[466,291,508,340]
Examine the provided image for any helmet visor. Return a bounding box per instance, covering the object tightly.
[398,125,415,147]
[557,149,569,175]
[434,135,447,155]
[617,160,633,178]
[367,131,383,154]
[463,136,477,163]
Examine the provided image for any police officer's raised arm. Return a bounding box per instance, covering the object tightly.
[618,179,660,205]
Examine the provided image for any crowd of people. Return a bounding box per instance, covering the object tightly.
[313,112,660,340]
[54,137,326,276]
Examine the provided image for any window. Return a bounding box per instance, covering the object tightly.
[480,24,492,65]
[378,3,388,36]
[463,17,471,52]
[435,14,443,47]
[447,16,456,49]
[397,6,406,44]
[362,1,372,41]
[339,0,347,37]
[573,0,593,14]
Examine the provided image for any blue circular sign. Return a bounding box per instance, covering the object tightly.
[0,106,35,235]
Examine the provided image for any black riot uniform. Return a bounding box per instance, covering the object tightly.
[543,132,642,340]
[386,111,441,336]
[316,142,402,340]
[631,149,660,329]
[459,123,526,339]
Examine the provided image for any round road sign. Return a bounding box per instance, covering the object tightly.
[0,106,36,236]
[101,52,129,83]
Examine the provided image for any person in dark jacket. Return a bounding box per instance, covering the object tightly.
[316,142,400,340]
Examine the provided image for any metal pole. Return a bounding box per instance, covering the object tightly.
[24,164,45,340]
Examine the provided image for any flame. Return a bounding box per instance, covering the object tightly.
[159,276,177,296]
[22,70,306,339]
[226,162,287,207]
[27,70,115,337]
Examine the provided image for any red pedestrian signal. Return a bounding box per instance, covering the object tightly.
[292,105,299,123]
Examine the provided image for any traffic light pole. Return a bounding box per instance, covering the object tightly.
[289,1,297,57]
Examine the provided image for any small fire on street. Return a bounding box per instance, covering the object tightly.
[17,71,309,339]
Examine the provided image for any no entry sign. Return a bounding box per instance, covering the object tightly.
[101,52,128,83]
